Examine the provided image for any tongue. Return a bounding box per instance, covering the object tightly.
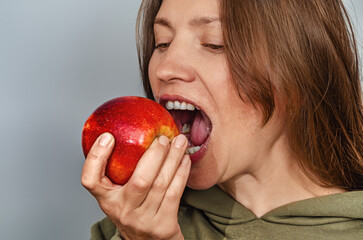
[190,111,210,146]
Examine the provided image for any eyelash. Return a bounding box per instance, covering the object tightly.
[201,43,224,51]
[154,43,224,52]
[154,43,170,50]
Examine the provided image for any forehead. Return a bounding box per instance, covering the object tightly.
[156,0,220,21]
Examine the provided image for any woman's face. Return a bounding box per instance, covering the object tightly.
[148,0,285,189]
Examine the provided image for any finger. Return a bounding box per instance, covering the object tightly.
[81,132,115,196]
[139,134,188,216]
[157,154,191,218]
[122,135,170,209]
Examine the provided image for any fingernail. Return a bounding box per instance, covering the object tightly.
[174,134,186,149]
[99,133,112,146]
[158,135,169,146]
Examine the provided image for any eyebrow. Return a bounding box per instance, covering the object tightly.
[154,18,171,28]
[154,16,220,29]
[190,16,220,26]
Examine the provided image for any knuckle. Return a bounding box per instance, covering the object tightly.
[87,151,101,161]
[118,209,140,227]
[152,146,167,158]
[151,226,175,240]
[152,177,167,192]
[165,189,180,201]
[150,229,164,239]
[118,212,132,227]
[129,176,151,193]
[120,216,149,233]
[81,176,96,191]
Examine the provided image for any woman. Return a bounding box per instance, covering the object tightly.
[81,0,363,239]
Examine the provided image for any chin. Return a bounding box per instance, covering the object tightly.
[186,173,218,190]
[185,152,221,190]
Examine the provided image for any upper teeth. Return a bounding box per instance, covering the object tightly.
[165,101,199,111]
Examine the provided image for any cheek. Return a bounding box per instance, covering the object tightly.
[204,58,236,105]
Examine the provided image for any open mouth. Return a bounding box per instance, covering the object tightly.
[160,97,212,158]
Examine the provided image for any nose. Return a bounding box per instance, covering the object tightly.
[154,41,195,83]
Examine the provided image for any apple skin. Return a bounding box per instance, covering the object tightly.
[82,96,179,185]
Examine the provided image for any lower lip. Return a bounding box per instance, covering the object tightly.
[188,135,210,164]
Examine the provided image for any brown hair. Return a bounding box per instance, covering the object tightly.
[136,0,363,190]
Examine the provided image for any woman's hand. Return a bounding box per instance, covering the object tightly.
[81,132,191,240]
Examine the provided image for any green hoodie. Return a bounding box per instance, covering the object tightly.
[90,186,363,239]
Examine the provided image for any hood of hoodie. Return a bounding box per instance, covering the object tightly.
[179,186,363,239]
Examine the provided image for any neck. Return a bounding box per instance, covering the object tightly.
[218,135,345,218]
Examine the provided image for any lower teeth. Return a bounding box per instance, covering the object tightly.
[182,123,191,134]
[186,145,201,154]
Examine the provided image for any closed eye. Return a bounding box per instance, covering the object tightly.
[154,42,224,53]
[202,43,224,53]
[154,43,170,50]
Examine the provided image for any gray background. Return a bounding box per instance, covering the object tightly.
[0,1,361,239]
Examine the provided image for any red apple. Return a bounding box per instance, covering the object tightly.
[82,96,179,185]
